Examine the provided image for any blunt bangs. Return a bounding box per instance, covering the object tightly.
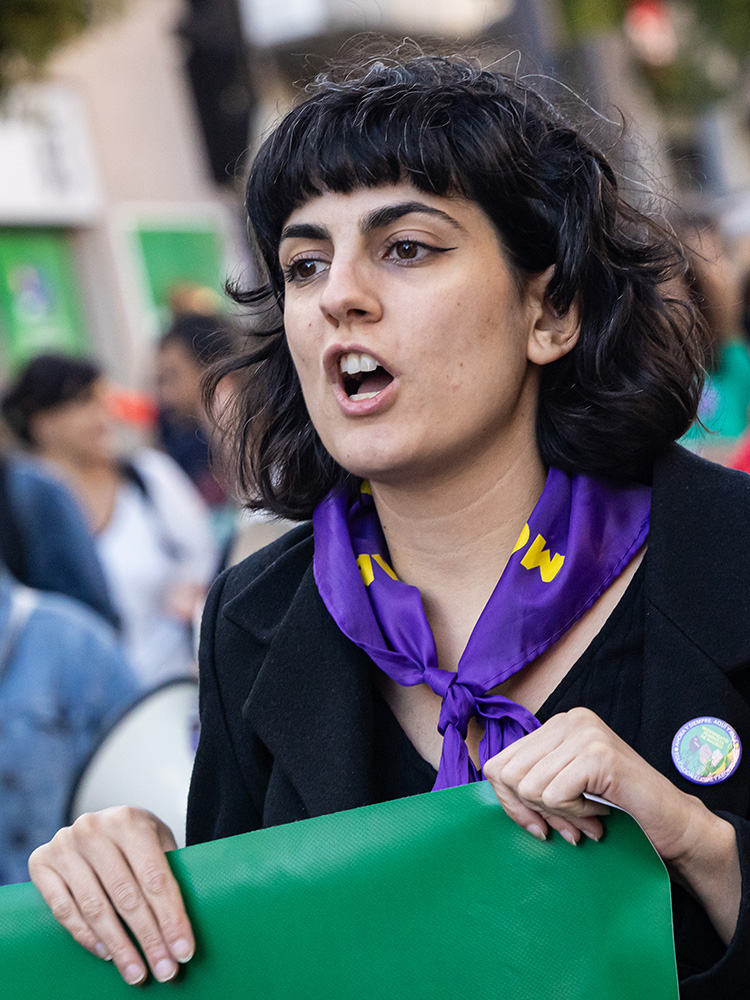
[245,57,557,295]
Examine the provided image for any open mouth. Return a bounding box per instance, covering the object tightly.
[339,352,394,401]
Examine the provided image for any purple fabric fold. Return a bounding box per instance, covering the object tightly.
[313,469,651,790]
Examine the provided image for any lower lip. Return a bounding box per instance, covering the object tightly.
[334,378,397,416]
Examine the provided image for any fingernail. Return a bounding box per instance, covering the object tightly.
[94,941,111,961]
[154,959,178,982]
[561,830,578,846]
[527,824,547,841]
[124,963,145,985]
[583,830,599,842]
[171,938,194,963]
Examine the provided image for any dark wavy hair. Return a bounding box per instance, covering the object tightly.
[1,353,101,446]
[160,313,238,369]
[207,49,706,519]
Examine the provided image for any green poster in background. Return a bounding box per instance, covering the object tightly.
[0,229,89,373]
[135,226,227,329]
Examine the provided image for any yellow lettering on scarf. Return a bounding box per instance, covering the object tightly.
[360,480,373,495]
[356,553,398,587]
[520,534,565,583]
[373,554,398,580]
[356,554,374,586]
[512,523,530,553]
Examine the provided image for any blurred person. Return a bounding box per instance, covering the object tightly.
[727,269,750,475]
[1,354,218,689]
[156,313,237,543]
[0,562,138,885]
[28,51,750,997]
[679,218,750,457]
[0,446,119,629]
[158,314,293,565]
[742,269,750,343]
[727,435,750,475]
[168,283,224,318]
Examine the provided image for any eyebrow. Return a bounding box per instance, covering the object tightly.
[360,201,466,234]
[279,200,465,245]
[279,223,331,243]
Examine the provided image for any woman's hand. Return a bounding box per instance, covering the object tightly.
[483,707,741,944]
[28,807,195,986]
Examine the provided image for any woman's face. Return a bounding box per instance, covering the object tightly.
[156,341,204,419]
[30,377,115,466]
[279,182,562,489]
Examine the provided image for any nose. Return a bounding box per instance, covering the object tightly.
[318,257,382,328]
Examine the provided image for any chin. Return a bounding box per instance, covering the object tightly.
[87,438,116,465]
[334,452,425,487]
[321,421,437,485]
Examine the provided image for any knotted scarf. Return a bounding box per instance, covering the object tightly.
[312,468,651,790]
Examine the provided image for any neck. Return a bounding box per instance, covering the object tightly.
[37,449,120,534]
[36,450,120,509]
[38,449,109,480]
[370,437,547,671]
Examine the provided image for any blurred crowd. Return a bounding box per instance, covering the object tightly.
[677,213,750,465]
[0,291,290,883]
[2,205,750,886]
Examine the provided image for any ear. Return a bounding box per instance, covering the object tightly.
[525,266,580,366]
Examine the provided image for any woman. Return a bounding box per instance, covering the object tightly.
[156,312,236,511]
[0,561,138,886]
[2,353,218,688]
[0,445,120,628]
[28,53,749,995]
[678,215,750,457]
[155,311,240,547]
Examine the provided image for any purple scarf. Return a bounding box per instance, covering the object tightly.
[312,469,651,790]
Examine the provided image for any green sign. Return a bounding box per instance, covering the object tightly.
[134,225,227,329]
[0,782,679,999]
[0,229,89,372]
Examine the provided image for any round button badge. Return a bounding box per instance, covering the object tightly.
[671,717,742,785]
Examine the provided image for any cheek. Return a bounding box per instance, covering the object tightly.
[55,418,84,450]
[285,320,323,395]
[286,340,316,393]
[78,417,104,442]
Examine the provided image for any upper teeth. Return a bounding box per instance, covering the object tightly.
[339,352,379,375]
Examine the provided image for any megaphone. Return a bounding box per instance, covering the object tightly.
[66,678,199,848]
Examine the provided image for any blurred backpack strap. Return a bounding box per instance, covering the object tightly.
[119,459,184,561]
[119,460,149,498]
[0,456,28,584]
[0,584,39,683]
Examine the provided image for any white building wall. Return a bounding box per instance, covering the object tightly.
[50,0,217,205]
[38,0,241,387]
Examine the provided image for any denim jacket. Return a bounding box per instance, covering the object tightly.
[0,574,138,884]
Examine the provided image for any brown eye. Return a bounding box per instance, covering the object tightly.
[295,260,319,278]
[394,241,419,260]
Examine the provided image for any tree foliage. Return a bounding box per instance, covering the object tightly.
[0,0,126,90]
[559,0,750,112]
[560,0,750,54]
[689,0,750,59]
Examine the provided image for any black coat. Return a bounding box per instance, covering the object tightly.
[187,446,750,996]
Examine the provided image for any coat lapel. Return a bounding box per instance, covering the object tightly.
[223,530,377,819]
[643,446,750,816]
[648,446,750,669]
